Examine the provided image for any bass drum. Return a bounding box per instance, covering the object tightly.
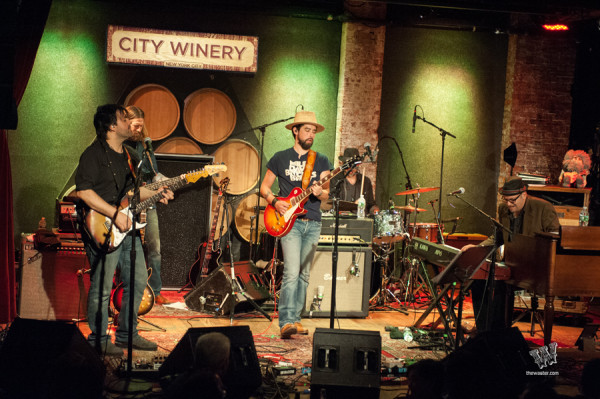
[234,189,267,244]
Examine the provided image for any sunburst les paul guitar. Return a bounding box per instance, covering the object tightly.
[263,155,362,237]
[83,164,227,252]
[188,177,230,287]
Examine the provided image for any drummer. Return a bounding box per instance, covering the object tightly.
[329,147,379,214]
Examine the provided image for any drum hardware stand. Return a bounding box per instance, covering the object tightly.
[370,243,409,315]
[412,106,458,232]
[222,200,272,323]
[247,115,295,262]
[512,293,544,336]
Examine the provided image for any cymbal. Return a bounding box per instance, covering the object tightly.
[320,199,358,212]
[393,205,427,213]
[395,187,439,196]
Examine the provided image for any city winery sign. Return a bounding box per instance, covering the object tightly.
[106,25,258,73]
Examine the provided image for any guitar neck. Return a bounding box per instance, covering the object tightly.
[144,174,186,191]
[290,165,345,206]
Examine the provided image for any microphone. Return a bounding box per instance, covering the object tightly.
[363,142,372,161]
[447,187,465,196]
[412,105,417,134]
[144,137,154,153]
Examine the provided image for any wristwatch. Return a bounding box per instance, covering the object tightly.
[271,197,279,207]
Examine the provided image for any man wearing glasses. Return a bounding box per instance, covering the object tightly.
[465,176,560,331]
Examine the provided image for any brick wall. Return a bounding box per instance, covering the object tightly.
[500,33,576,187]
[335,21,386,189]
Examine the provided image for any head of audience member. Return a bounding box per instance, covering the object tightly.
[195,332,231,377]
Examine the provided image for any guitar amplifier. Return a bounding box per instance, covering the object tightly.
[320,217,373,245]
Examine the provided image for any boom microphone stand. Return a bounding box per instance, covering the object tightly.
[412,108,457,235]
[222,199,272,323]
[248,116,295,261]
[448,192,511,332]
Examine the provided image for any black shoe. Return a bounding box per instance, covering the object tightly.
[116,335,158,351]
[93,340,124,357]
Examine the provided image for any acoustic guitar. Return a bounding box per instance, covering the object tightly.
[188,177,230,287]
[263,155,362,237]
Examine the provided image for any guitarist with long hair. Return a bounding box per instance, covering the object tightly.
[260,110,332,338]
[75,104,174,355]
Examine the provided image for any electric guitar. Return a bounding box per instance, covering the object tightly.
[263,154,362,237]
[188,177,230,287]
[111,269,155,317]
[82,165,227,252]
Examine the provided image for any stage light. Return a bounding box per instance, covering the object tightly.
[542,24,569,31]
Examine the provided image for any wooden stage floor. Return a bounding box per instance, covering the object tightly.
[71,291,600,399]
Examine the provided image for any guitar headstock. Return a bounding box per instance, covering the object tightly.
[218,177,230,192]
[340,154,363,171]
[185,164,228,183]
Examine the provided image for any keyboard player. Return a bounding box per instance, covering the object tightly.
[462,177,560,332]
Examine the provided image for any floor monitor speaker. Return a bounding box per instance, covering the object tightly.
[311,328,381,399]
[159,325,261,398]
[0,318,104,399]
[184,261,270,315]
[305,246,372,317]
[155,154,214,288]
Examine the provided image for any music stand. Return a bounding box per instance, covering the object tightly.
[412,245,495,351]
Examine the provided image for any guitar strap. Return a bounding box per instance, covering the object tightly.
[301,150,317,189]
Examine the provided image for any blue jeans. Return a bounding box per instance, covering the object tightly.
[144,208,162,294]
[85,234,148,344]
[279,219,321,328]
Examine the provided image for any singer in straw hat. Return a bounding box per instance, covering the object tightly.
[260,110,332,338]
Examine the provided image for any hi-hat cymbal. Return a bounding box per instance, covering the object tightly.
[395,187,439,196]
[394,205,427,213]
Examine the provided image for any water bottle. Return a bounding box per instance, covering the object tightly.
[38,217,47,230]
[357,195,366,219]
[579,206,589,226]
[403,327,413,342]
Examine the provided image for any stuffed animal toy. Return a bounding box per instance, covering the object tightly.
[558,149,591,188]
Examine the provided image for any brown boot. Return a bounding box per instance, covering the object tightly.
[155,294,171,305]
[294,322,308,335]
[280,323,297,338]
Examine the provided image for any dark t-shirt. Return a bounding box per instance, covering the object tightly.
[75,139,135,206]
[266,147,332,221]
[330,172,377,212]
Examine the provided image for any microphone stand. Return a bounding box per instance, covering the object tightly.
[248,117,295,262]
[413,115,457,240]
[449,193,511,332]
[125,160,145,378]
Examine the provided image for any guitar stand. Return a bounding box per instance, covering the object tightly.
[512,293,544,337]
[223,201,272,323]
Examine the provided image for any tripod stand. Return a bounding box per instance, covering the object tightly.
[369,241,408,315]
[222,197,272,323]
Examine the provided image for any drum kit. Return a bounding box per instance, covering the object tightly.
[370,186,441,309]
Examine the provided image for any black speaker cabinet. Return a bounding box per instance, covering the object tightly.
[184,261,270,315]
[18,241,90,321]
[0,318,104,399]
[155,153,214,288]
[311,328,381,399]
[159,325,261,399]
[305,246,372,318]
[444,326,537,399]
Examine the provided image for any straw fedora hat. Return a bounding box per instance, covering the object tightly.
[285,111,324,133]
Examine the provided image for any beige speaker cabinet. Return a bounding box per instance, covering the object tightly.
[304,246,372,318]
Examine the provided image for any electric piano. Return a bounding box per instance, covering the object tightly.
[505,226,600,345]
[410,237,511,281]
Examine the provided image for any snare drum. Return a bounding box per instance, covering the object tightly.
[408,223,441,243]
[373,210,404,237]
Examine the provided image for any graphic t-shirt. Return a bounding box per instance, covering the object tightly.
[266,147,332,221]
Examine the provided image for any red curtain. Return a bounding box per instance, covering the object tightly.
[0,0,52,324]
